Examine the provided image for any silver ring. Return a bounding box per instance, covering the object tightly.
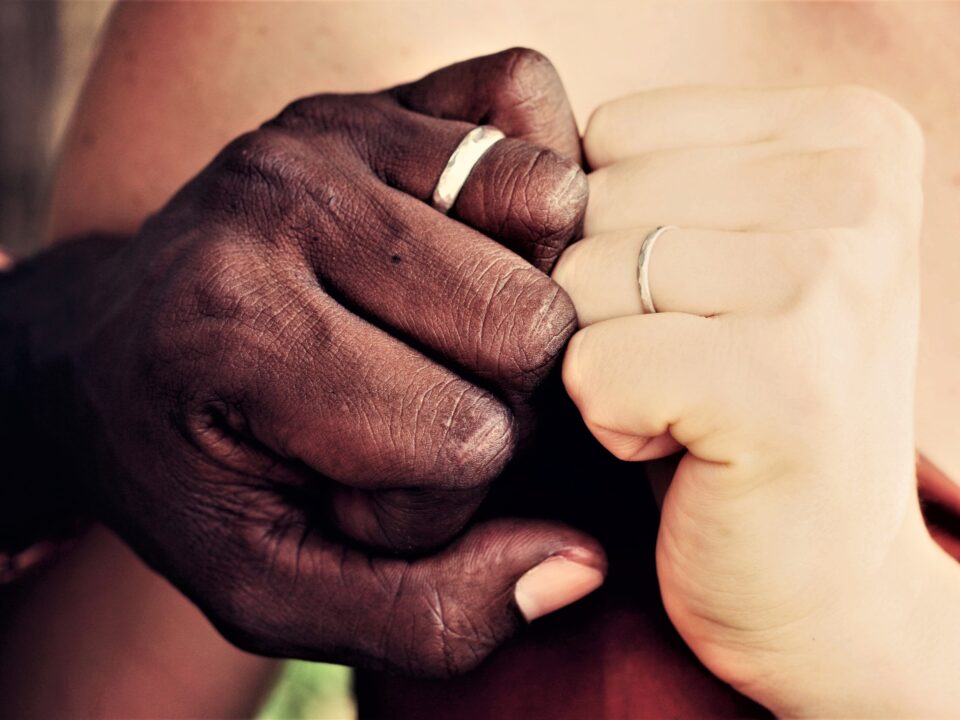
[431,125,506,214]
[637,225,677,314]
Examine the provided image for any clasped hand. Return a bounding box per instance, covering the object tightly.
[1,49,603,677]
[554,87,955,716]
[2,49,952,715]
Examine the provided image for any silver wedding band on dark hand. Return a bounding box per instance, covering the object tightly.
[431,125,506,214]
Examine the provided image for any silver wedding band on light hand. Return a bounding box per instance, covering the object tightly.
[431,125,506,214]
[637,225,677,314]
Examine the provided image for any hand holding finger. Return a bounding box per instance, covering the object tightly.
[9,49,604,677]
[199,519,605,677]
[557,85,933,715]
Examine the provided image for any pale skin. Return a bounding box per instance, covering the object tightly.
[554,85,960,716]
[2,1,958,717]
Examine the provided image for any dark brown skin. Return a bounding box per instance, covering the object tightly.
[0,49,605,676]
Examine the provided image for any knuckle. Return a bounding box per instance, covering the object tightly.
[219,129,297,181]
[269,94,337,133]
[221,128,273,159]
[561,327,592,412]
[582,101,615,163]
[481,48,578,159]
[850,153,898,225]
[856,87,921,144]
[879,99,924,160]
[427,383,517,490]
[794,229,866,303]
[489,47,568,128]
[806,229,852,275]
[825,86,925,165]
[794,230,858,306]
[523,150,589,250]
[815,147,895,228]
[211,129,310,229]
[188,242,261,322]
[487,266,578,389]
[272,92,397,163]
[823,90,926,235]
[499,47,561,89]
[818,226,913,330]
[786,229,898,377]
[147,243,267,380]
[550,239,585,302]
[473,142,587,267]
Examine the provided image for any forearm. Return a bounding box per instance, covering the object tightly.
[0,524,280,717]
[0,253,68,553]
[0,235,129,559]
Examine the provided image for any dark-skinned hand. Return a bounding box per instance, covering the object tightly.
[0,49,606,676]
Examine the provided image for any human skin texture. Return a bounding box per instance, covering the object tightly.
[48,3,959,485]
[555,85,960,716]
[4,3,959,718]
[0,49,607,678]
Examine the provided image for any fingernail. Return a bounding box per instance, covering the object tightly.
[514,555,605,622]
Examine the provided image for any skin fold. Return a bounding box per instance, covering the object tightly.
[556,85,959,716]
[2,3,959,717]
[0,49,606,681]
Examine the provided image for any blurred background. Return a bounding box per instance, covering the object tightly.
[0,2,354,717]
[0,1,110,256]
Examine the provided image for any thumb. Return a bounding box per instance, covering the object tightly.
[392,518,606,676]
[203,518,606,678]
[393,47,582,164]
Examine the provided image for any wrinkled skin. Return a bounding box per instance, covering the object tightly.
[0,49,605,676]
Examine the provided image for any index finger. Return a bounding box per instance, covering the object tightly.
[582,86,897,169]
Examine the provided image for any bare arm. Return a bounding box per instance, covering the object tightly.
[48,1,523,241]
[0,526,279,719]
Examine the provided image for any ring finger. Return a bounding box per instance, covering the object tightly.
[553,226,837,323]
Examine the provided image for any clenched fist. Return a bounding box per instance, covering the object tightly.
[0,49,605,676]
[556,86,958,715]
